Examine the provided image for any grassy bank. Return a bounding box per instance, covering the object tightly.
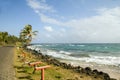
[14,47,108,80]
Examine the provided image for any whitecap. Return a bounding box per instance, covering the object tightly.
[78,56,120,66]
[77,45,85,47]
[59,50,72,55]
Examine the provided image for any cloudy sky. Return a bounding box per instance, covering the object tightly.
[1,0,120,43]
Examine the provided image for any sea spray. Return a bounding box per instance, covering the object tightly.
[28,43,120,67]
[26,46,116,80]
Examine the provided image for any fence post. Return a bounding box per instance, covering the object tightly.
[41,69,44,80]
[35,65,50,80]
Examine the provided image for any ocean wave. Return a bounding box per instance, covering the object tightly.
[77,45,85,47]
[69,53,90,57]
[59,50,72,55]
[41,50,69,59]
[69,44,85,47]
[77,56,120,66]
[40,48,118,66]
[27,45,36,50]
[69,44,75,46]
[43,49,120,66]
[27,45,120,67]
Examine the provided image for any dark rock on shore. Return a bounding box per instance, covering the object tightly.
[25,47,116,80]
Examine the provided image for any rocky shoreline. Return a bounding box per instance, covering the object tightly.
[25,47,117,80]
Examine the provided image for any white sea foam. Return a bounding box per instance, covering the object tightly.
[27,45,120,67]
[77,45,85,47]
[27,45,36,50]
[43,50,120,66]
[59,50,71,55]
[35,47,41,52]
[41,50,69,59]
[75,56,120,66]
[69,44,75,46]
[34,44,42,47]
[91,56,120,66]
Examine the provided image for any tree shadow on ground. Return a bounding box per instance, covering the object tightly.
[18,75,33,80]
[14,66,23,69]
[17,70,27,73]
[14,65,33,80]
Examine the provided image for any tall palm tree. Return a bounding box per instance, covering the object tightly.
[20,24,38,45]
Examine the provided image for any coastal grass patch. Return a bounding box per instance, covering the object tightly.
[14,47,103,80]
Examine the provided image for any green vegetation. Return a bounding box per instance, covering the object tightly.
[14,48,88,80]
[0,32,19,45]
[0,24,38,46]
[20,24,38,46]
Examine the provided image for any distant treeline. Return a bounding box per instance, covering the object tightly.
[0,24,38,46]
[0,32,19,45]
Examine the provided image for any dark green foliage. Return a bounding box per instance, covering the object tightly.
[19,24,38,45]
[0,31,19,45]
[0,24,38,46]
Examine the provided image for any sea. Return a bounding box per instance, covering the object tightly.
[27,43,120,79]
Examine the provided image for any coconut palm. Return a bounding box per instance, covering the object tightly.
[20,24,38,45]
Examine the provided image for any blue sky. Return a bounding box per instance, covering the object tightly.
[1,0,120,43]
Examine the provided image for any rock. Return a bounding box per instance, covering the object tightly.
[84,67,92,75]
[24,47,113,80]
[92,69,99,76]
[110,78,117,80]
[98,71,104,75]
[103,73,110,80]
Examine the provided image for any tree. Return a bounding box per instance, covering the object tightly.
[0,32,8,44]
[0,32,19,45]
[20,24,38,45]
[7,35,19,44]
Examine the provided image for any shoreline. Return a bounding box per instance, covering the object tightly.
[59,59,120,80]
[15,47,100,80]
[25,47,117,80]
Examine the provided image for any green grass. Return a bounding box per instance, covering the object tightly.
[14,48,103,80]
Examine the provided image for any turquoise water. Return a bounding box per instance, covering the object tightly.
[28,43,120,67]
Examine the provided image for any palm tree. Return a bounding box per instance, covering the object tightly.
[20,24,38,45]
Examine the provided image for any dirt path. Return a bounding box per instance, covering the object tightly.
[0,46,15,80]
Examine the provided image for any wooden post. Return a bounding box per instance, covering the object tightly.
[35,65,50,80]
[29,61,42,66]
[28,61,42,73]
[41,69,44,80]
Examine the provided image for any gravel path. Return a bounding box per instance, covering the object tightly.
[0,47,15,80]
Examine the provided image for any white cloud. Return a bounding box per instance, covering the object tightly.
[97,7,120,16]
[44,26,53,32]
[40,13,63,25]
[27,0,40,10]
[27,0,120,43]
[66,7,120,42]
[27,0,55,13]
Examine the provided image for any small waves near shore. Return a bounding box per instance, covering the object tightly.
[27,43,120,79]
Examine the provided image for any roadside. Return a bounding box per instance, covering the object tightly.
[0,47,15,80]
[0,46,115,80]
[14,47,104,80]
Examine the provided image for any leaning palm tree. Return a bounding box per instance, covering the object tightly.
[20,24,38,45]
